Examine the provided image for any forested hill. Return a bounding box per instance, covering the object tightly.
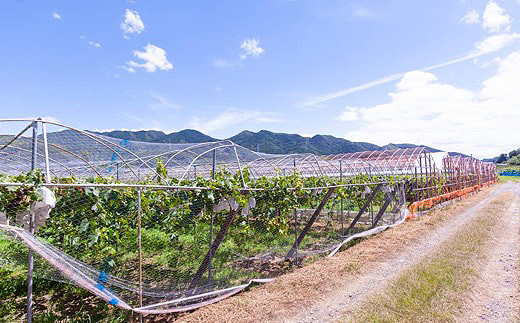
[485,148,520,164]
[96,129,441,155]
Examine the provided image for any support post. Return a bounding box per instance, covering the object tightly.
[208,209,213,286]
[211,149,216,180]
[293,209,298,262]
[137,187,143,323]
[27,121,38,323]
[232,146,246,188]
[41,120,51,183]
[346,184,383,233]
[371,186,399,228]
[339,160,344,236]
[286,187,336,258]
[189,209,238,290]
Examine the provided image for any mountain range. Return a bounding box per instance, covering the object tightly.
[95,129,442,155]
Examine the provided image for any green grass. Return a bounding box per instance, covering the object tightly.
[497,165,520,171]
[499,175,520,182]
[0,214,349,321]
[343,195,510,323]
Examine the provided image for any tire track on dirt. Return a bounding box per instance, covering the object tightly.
[285,184,512,323]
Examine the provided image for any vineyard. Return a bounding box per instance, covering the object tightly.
[0,118,497,319]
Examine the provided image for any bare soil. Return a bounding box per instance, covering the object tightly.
[176,184,506,323]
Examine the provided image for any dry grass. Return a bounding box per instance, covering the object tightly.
[343,192,514,323]
[174,187,498,323]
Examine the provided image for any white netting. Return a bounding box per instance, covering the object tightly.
[0,118,497,316]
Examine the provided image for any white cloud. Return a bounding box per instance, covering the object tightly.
[126,44,173,72]
[303,33,520,106]
[343,51,520,157]
[474,33,520,54]
[190,111,275,134]
[240,38,264,60]
[80,36,102,49]
[147,92,181,111]
[121,9,144,38]
[482,0,511,33]
[212,38,265,68]
[52,12,62,20]
[256,116,280,123]
[212,58,236,68]
[336,107,359,121]
[88,41,101,48]
[123,66,136,73]
[461,10,480,24]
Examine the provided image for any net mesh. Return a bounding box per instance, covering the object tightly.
[0,119,497,314]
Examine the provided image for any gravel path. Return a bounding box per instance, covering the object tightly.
[285,184,511,323]
[459,183,520,322]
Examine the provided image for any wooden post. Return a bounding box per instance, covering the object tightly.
[371,186,399,228]
[346,184,383,233]
[286,187,336,258]
[189,209,238,290]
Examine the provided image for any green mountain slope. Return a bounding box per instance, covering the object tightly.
[96,129,440,155]
[96,129,217,143]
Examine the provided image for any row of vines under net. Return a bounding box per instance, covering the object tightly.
[0,119,497,316]
[0,167,497,314]
[0,169,415,314]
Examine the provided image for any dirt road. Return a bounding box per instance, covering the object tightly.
[178,183,519,323]
[459,183,520,322]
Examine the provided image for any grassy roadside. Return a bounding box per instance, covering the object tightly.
[342,193,513,323]
[499,175,520,183]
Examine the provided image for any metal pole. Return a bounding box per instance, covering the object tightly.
[232,146,246,188]
[27,121,38,323]
[212,149,216,180]
[209,148,216,279]
[340,160,344,236]
[137,187,143,323]
[368,166,374,225]
[293,208,298,262]
[41,120,51,183]
[208,210,213,286]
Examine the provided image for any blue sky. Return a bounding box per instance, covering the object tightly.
[1,0,520,157]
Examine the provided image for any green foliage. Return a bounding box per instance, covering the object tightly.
[0,169,45,220]
[155,158,168,184]
[507,155,520,165]
[0,169,414,316]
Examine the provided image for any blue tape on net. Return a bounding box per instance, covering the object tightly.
[98,270,108,283]
[109,298,119,305]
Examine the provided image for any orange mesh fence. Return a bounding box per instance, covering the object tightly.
[408,180,496,217]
